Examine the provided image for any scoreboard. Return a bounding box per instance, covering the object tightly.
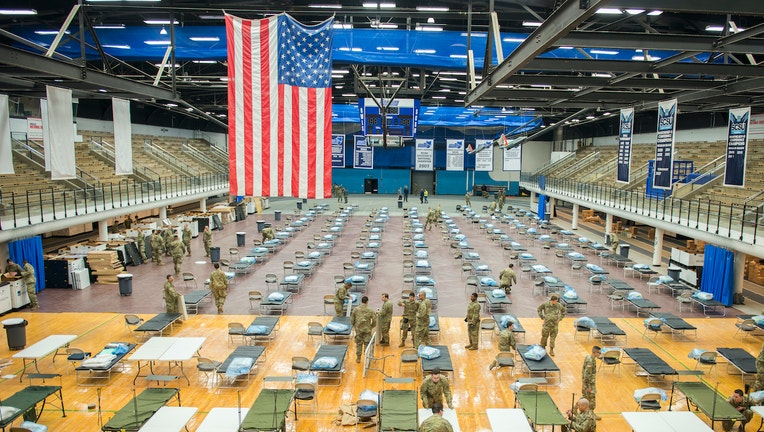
[359,98,420,137]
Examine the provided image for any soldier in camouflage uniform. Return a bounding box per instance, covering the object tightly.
[334,281,349,317]
[149,231,164,265]
[169,234,185,275]
[723,389,754,432]
[350,296,376,363]
[755,343,764,391]
[202,225,212,257]
[582,346,601,419]
[465,293,481,350]
[4,258,22,275]
[398,292,418,347]
[135,228,147,261]
[209,262,229,314]
[415,290,432,347]
[564,398,596,432]
[163,275,180,314]
[162,228,173,256]
[465,192,471,207]
[182,224,192,256]
[21,260,38,309]
[378,293,393,346]
[420,368,453,409]
[489,321,516,370]
[537,294,566,356]
[261,226,275,242]
[488,200,497,215]
[419,403,454,432]
[499,263,517,295]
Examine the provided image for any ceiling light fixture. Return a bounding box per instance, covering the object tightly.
[159,26,167,35]
[189,36,220,42]
[308,4,342,8]
[144,19,179,25]
[416,6,448,11]
[522,21,542,27]
[590,49,619,55]
[625,9,644,14]
[596,8,623,14]
[0,9,37,15]
[94,24,125,29]
[647,10,663,16]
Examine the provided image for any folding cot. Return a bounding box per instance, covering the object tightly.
[360,251,378,263]
[354,261,375,278]
[691,296,726,317]
[102,388,180,431]
[428,314,440,342]
[716,348,757,385]
[0,386,65,432]
[663,281,692,297]
[485,291,512,313]
[509,242,526,251]
[607,253,633,267]
[631,264,658,279]
[259,292,293,315]
[471,262,492,276]
[477,277,499,291]
[670,381,744,429]
[238,389,294,432]
[555,243,573,252]
[315,242,333,254]
[379,390,418,431]
[560,295,587,314]
[463,252,481,263]
[622,348,677,385]
[605,278,635,292]
[311,344,348,386]
[250,247,269,263]
[75,342,137,386]
[588,317,627,345]
[274,230,292,240]
[649,312,697,340]
[323,316,352,344]
[345,274,369,292]
[278,274,305,293]
[416,286,438,309]
[518,253,537,264]
[492,313,526,343]
[262,239,283,253]
[513,390,569,430]
[293,260,317,278]
[134,313,182,337]
[243,316,280,344]
[530,264,552,278]
[230,256,257,275]
[626,297,661,317]
[414,260,431,275]
[217,345,266,388]
[183,290,211,315]
[585,263,609,275]
[414,275,435,289]
[420,345,454,381]
[566,252,588,263]
[585,243,610,254]
[515,345,561,385]
[305,250,325,265]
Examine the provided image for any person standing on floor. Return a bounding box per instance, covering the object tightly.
[537,294,566,356]
[499,263,517,295]
[169,234,185,276]
[351,295,376,363]
[582,346,601,420]
[21,259,38,309]
[419,189,425,204]
[423,189,429,203]
[420,368,453,409]
[398,291,418,347]
[465,292,481,350]
[403,185,409,202]
[378,293,393,346]
[135,228,147,261]
[149,231,164,265]
[755,343,764,391]
[609,232,620,255]
[209,262,229,314]
[419,402,454,432]
[334,281,350,316]
[182,224,192,256]
[4,258,22,275]
[415,290,432,346]
[124,214,133,230]
[162,228,173,256]
[465,192,471,207]
[202,225,212,257]
[163,275,180,314]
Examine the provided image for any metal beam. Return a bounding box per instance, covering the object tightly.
[487,89,671,101]
[0,45,177,101]
[524,57,764,76]
[607,0,764,15]
[559,31,764,55]
[465,0,610,106]
[496,75,721,90]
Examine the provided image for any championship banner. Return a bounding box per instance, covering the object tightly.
[724,107,750,188]
[502,144,521,171]
[353,135,373,169]
[332,135,345,168]
[617,107,634,183]
[653,98,677,190]
[415,139,434,171]
[446,139,464,171]
[474,139,493,171]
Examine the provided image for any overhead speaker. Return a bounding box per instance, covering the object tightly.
[579,0,590,9]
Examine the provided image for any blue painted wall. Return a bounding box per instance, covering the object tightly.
[332,168,411,194]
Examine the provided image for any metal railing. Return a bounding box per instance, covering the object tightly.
[11,137,99,189]
[555,150,600,178]
[143,140,199,177]
[90,139,160,181]
[534,151,576,176]
[521,172,762,246]
[182,142,227,172]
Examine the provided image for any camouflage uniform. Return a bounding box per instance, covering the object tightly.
[415,297,432,346]
[149,232,164,265]
[755,344,764,391]
[498,328,516,352]
[164,280,180,314]
[499,266,517,294]
[124,215,133,229]
[537,299,566,354]
[182,225,192,256]
[582,354,597,410]
[465,193,471,207]
[209,268,229,313]
[169,237,185,275]
[609,232,619,254]
[135,229,147,261]
[419,414,454,432]
[350,303,376,362]
[723,394,754,432]
[162,229,173,256]
[566,409,596,432]
[334,284,349,316]
[398,297,419,347]
[262,227,275,242]
[424,209,438,231]
[21,262,38,309]
[202,227,212,257]
[488,201,497,214]
[420,375,452,409]
[4,262,22,275]
[378,298,393,345]
[465,297,481,349]
[497,195,505,213]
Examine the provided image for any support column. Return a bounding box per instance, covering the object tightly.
[159,206,167,220]
[605,213,613,235]
[652,227,664,266]
[549,198,556,218]
[572,203,579,230]
[199,198,207,213]
[733,251,746,296]
[98,220,109,242]
[529,191,535,210]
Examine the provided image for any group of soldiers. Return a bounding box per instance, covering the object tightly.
[4,258,39,309]
[423,206,441,231]
[332,184,348,203]
[146,224,196,275]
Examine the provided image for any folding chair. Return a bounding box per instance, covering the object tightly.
[480,318,496,345]
[402,259,414,275]
[308,322,324,344]
[735,319,758,339]
[294,250,306,260]
[694,351,717,376]
[265,273,278,291]
[66,348,91,371]
[491,352,515,377]
[197,356,222,386]
[355,398,379,431]
[229,248,239,261]
[608,290,626,311]
[283,260,295,275]
[295,382,317,412]
[676,291,693,313]
[228,322,246,346]
[182,272,198,290]
[124,314,144,336]
[465,275,479,293]
[642,318,663,339]
[399,348,419,376]
[343,262,354,276]
[291,356,311,376]
[323,295,335,315]
[403,273,415,290]
[637,392,662,411]
[599,349,621,374]
[249,291,263,311]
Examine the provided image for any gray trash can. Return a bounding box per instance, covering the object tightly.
[302,198,308,203]
[210,246,221,263]
[397,199,403,209]
[3,318,27,350]
[117,274,133,296]
[236,232,246,247]
[256,220,265,232]
[275,210,282,221]
[296,201,303,210]
[668,266,681,282]
[620,244,630,258]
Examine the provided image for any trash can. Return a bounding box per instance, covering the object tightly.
[667,266,681,282]
[210,246,221,263]
[117,274,133,296]
[275,210,282,221]
[302,198,308,203]
[3,318,27,350]
[236,232,246,247]
[397,199,403,209]
[256,220,265,233]
[544,211,552,221]
[620,244,630,258]
[296,201,303,210]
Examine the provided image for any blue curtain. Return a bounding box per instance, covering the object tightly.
[538,195,547,221]
[700,244,734,307]
[8,236,45,293]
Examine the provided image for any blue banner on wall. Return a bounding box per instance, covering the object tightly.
[653,99,677,190]
[617,107,634,183]
[331,135,345,168]
[353,135,373,169]
[724,107,750,188]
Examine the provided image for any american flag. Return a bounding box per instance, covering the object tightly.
[226,13,334,199]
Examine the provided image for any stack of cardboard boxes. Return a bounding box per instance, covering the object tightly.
[86,250,126,284]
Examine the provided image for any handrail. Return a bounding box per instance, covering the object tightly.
[672,157,726,196]
[11,138,95,188]
[181,142,227,172]
[91,139,160,180]
[534,151,576,176]
[745,190,764,205]
[143,140,200,177]
[619,161,650,190]
[585,156,618,183]
[556,150,600,178]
